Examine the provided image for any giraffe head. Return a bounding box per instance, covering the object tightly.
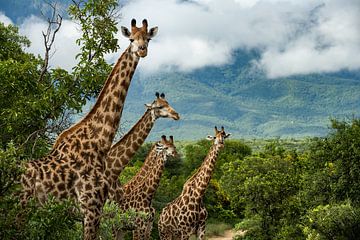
[121,18,158,58]
[206,126,231,146]
[145,92,180,120]
[155,135,177,158]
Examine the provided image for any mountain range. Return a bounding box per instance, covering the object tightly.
[113,49,360,140]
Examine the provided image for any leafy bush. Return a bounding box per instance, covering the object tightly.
[303,201,360,240]
[100,201,148,239]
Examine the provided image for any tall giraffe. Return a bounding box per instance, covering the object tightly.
[106,92,179,203]
[158,127,231,240]
[19,19,158,240]
[115,135,177,240]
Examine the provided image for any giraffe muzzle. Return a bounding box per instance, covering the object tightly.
[172,113,180,120]
[137,49,148,58]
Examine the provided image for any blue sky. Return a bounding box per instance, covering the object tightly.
[1,0,359,78]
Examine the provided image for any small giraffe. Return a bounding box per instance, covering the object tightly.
[106,92,179,203]
[115,135,177,240]
[158,126,231,240]
[20,19,158,240]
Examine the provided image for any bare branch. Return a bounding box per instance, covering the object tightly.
[39,2,63,82]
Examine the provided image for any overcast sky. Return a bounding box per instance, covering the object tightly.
[1,0,359,78]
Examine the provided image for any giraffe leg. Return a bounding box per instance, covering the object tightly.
[82,207,101,240]
[196,221,206,240]
[158,225,173,240]
[180,232,191,240]
[144,207,155,239]
[80,181,108,240]
[131,207,155,240]
[197,205,208,240]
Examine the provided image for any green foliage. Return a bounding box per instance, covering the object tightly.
[100,201,148,239]
[303,201,360,240]
[0,142,23,196]
[1,196,82,240]
[220,144,303,239]
[301,119,360,207]
[68,0,120,96]
[23,197,82,240]
[235,215,263,240]
[0,22,30,60]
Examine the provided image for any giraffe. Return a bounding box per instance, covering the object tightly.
[106,92,179,203]
[158,126,231,240]
[19,18,158,240]
[114,135,178,240]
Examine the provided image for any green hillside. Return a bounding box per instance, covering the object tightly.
[119,50,360,140]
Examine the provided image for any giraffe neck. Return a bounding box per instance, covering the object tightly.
[122,145,158,194]
[131,152,166,202]
[183,144,221,198]
[106,109,155,184]
[53,46,139,153]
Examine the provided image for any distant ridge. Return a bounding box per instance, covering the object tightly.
[99,50,360,140]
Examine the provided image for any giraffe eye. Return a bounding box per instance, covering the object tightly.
[130,39,134,42]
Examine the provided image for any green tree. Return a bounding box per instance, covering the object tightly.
[303,201,360,240]
[0,0,121,238]
[302,119,360,207]
[222,149,303,239]
[69,0,120,96]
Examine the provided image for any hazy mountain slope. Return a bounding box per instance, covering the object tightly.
[112,50,360,140]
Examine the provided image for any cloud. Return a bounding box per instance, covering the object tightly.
[258,0,360,78]
[0,12,13,26]
[6,0,360,77]
[18,15,81,71]
[113,0,360,76]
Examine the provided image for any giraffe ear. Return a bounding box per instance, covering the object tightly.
[145,103,152,109]
[161,135,167,141]
[131,19,137,27]
[225,133,231,139]
[206,135,215,141]
[148,27,158,38]
[121,26,131,38]
[142,19,148,28]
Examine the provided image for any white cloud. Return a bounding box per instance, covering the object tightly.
[258,0,360,78]
[19,15,81,71]
[0,12,13,26]
[10,0,360,77]
[111,0,360,76]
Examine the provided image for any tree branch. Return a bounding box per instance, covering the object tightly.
[39,2,63,82]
